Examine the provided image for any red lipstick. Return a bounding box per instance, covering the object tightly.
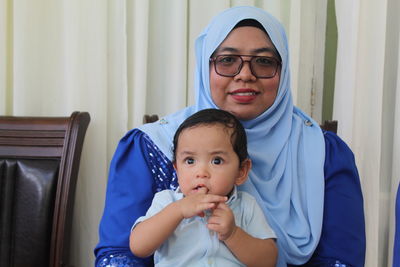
[228,88,259,103]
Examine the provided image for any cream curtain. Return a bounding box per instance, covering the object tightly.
[3,0,395,266]
[334,0,400,266]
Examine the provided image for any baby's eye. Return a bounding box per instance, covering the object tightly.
[185,158,195,164]
[212,157,223,165]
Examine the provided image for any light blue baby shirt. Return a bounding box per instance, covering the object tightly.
[133,186,276,267]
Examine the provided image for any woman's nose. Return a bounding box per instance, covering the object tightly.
[234,61,257,81]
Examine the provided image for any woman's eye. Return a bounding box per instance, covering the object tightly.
[255,57,274,66]
[218,56,237,64]
[212,157,223,165]
[185,158,195,164]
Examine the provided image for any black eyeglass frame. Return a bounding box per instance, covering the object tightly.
[209,54,281,79]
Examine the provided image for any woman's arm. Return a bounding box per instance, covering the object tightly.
[302,131,366,267]
[95,129,176,267]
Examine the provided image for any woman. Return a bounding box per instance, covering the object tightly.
[95,6,365,267]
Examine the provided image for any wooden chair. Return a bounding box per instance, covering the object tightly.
[0,111,90,267]
[142,114,160,124]
[320,120,338,134]
[143,114,338,134]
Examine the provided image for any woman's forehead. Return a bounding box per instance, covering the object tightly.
[214,26,277,55]
[203,7,287,60]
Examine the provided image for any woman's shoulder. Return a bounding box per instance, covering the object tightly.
[322,130,355,159]
[322,130,359,181]
[115,128,164,156]
[110,128,173,177]
[117,126,175,161]
[109,127,178,195]
[119,128,151,144]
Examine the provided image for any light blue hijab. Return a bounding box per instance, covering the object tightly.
[140,6,325,265]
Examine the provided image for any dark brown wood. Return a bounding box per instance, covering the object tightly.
[0,111,90,267]
[143,114,159,124]
[320,120,338,134]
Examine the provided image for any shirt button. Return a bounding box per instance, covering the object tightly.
[208,258,213,265]
[304,120,313,126]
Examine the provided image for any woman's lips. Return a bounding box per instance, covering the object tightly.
[229,89,259,103]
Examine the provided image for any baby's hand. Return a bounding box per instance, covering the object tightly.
[207,202,236,241]
[177,188,227,219]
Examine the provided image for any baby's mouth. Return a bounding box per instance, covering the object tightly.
[193,184,208,193]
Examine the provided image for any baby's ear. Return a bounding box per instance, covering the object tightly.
[235,158,252,186]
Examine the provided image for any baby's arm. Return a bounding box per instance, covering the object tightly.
[130,189,227,258]
[207,202,277,267]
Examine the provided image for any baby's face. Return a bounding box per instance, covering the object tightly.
[174,124,244,196]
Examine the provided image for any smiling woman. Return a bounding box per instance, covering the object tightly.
[0,1,396,267]
[209,25,281,120]
[95,6,365,267]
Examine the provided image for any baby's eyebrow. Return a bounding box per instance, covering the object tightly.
[177,150,199,158]
[210,150,228,156]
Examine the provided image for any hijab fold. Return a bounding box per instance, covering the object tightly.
[139,6,325,265]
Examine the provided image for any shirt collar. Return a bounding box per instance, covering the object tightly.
[226,186,238,206]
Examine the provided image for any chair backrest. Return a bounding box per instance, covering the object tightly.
[0,111,90,267]
[320,120,338,134]
[143,114,338,134]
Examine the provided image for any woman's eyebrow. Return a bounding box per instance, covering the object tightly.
[216,47,239,53]
[253,47,277,54]
[215,46,278,55]
[178,150,195,156]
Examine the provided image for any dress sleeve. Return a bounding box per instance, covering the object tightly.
[303,131,366,267]
[94,129,175,267]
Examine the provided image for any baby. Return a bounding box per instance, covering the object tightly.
[130,108,277,267]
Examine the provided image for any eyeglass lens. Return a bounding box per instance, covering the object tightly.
[214,55,279,78]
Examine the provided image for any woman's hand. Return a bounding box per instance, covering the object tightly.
[207,202,237,241]
[176,187,227,219]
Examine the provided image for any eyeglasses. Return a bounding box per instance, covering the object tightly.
[209,55,281,79]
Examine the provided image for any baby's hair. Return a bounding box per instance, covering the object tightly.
[172,108,248,165]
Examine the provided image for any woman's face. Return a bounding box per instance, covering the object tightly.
[209,26,281,121]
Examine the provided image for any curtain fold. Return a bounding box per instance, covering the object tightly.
[334,0,400,266]
[0,0,10,114]
[127,0,149,128]
[107,0,128,162]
